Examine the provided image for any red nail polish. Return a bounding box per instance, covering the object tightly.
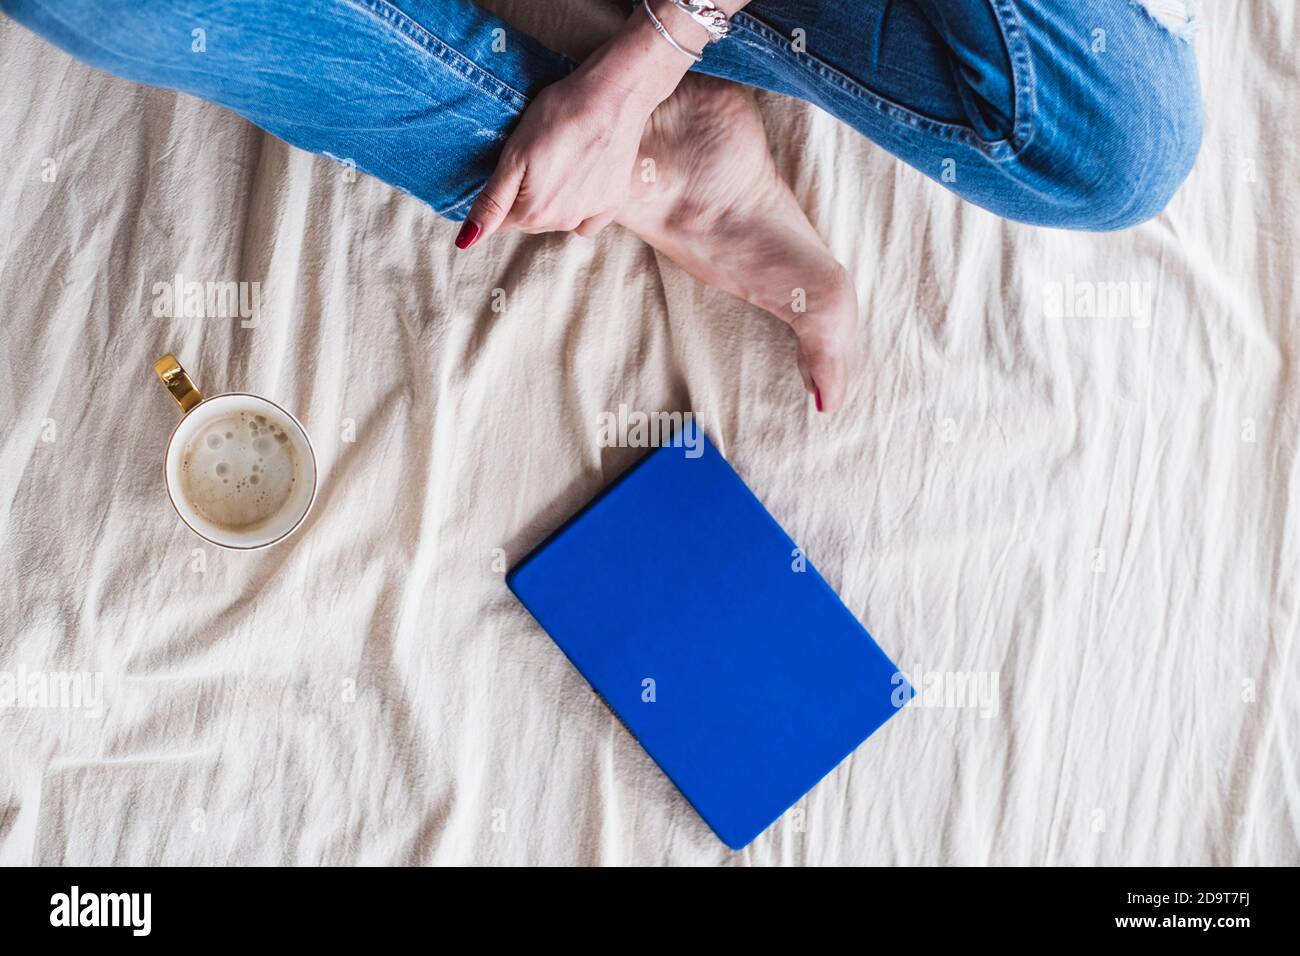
[815,388,824,413]
[455,220,482,250]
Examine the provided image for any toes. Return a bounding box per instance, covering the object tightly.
[795,346,816,396]
[797,333,847,413]
[792,267,857,414]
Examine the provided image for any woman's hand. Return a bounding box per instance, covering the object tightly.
[460,71,652,244]
[456,2,712,247]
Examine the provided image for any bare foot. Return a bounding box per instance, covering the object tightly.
[616,75,858,412]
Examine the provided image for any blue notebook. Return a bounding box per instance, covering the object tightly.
[507,430,910,850]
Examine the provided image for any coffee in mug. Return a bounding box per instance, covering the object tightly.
[154,354,317,549]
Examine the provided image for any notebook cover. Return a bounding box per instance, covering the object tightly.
[507,431,911,850]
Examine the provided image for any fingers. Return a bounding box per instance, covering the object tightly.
[575,211,617,239]
[458,156,525,250]
[459,165,615,244]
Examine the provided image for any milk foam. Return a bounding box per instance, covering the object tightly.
[180,410,300,531]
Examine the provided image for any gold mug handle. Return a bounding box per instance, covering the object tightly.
[153,354,205,413]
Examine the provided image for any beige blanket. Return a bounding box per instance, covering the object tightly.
[1,1,1296,865]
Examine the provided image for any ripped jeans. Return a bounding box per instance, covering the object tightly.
[0,0,1202,231]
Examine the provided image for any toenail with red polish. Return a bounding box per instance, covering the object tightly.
[815,388,824,413]
[455,220,482,249]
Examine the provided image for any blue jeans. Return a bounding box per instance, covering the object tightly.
[1,0,1202,231]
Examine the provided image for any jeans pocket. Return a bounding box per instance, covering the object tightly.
[729,3,1036,162]
[983,0,1037,158]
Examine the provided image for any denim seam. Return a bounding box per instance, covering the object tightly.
[729,8,1034,162]
[345,0,530,114]
[985,0,1037,154]
[441,192,476,219]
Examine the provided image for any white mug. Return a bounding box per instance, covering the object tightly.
[154,354,318,550]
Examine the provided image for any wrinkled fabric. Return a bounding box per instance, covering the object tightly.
[0,1,1296,865]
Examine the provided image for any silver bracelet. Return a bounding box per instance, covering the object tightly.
[666,0,732,44]
[639,0,704,63]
